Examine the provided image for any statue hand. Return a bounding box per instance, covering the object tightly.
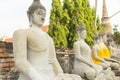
[104,61,110,67]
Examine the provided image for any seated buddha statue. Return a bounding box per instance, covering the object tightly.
[107,38,120,58]
[73,23,103,80]
[92,36,110,69]
[99,34,120,70]
[13,0,63,80]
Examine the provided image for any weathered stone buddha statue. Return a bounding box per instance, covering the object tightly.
[92,36,110,69]
[107,38,120,57]
[73,24,103,80]
[13,0,64,80]
[99,34,120,70]
[99,34,111,59]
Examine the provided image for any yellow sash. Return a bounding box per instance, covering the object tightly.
[92,45,104,65]
[103,45,111,59]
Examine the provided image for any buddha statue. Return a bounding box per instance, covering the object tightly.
[73,23,103,80]
[107,38,120,58]
[99,34,120,70]
[92,36,110,69]
[99,34,111,59]
[13,0,64,80]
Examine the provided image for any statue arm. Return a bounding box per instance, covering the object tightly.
[92,46,105,62]
[74,42,94,67]
[48,37,63,76]
[109,46,120,52]
[13,30,43,80]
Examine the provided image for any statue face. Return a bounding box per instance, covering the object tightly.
[96,38,100,43]
[80,30,87,39]
[32,8,46,27]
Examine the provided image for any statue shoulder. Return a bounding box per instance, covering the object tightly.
[73,41,81,48]
[92,44,99,51]
[46,34,54,43]
[13,29,27,37]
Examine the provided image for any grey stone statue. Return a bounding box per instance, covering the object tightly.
[13,0,63,80]
[99,34,120,70]
[92,36,110,69]
[73,24,103,80]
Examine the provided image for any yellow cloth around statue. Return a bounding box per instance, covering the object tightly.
[92,45,104,65]
[103,45,111,59]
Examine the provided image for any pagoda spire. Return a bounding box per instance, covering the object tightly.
[101,0,114,34]
[102,0,108,18]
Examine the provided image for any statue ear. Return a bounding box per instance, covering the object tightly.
[27,11,33,27]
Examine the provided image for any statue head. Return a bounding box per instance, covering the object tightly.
[77,22,86,39]
[94,35,99,44]
[27,0,46,27]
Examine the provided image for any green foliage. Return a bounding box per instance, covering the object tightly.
[48,0,69,48]
[62,0,82,48]
[49,0,103,48]
[79,0,103,46]
[113,25,120,44]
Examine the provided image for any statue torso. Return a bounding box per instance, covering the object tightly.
[75,40,92,63]
[22,27,55,78]
[79,40,91,60]
[27,27,52,69]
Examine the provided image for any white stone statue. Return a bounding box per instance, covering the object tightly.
[99,34,120,70]
[13,0,64,80]
[73,24,103,80]
[92,36,110,69]
[107,39,120,57]
[92,35,120,80]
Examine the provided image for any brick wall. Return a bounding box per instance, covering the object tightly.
[0,41,19,80]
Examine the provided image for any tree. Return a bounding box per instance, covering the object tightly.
[79,0,103,46]
[63,0,103,47]
[63,0,82,48]
[49,0,103,49]
[48,0,69,48]
[113,25,120,44]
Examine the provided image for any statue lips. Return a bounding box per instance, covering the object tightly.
[41,18,45,21]
[41,18,45,23]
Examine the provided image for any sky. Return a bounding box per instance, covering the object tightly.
[0,0,120,37]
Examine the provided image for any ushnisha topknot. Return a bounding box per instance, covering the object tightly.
[77,22,85,32]
[27,0,46,15]
[94,35,99,41]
